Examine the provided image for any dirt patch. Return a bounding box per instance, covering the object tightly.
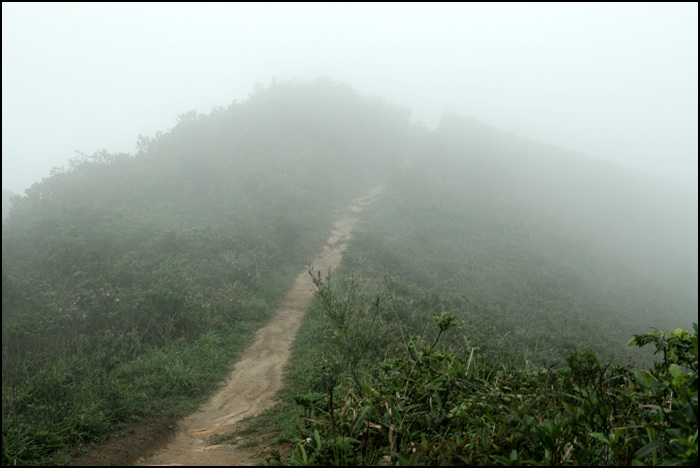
[69,416,177,466]
[190,412,296,466]
[71,186,384,466]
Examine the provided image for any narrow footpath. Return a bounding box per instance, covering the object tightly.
[136,185,385,465]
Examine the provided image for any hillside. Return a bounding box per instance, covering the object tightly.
[2,189,16,221]
[2,78,697,465]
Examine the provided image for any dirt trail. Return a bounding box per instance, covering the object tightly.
[137,186,385,466]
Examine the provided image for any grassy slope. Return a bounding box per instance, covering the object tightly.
[274,112,697,464]
[2,78,696,464]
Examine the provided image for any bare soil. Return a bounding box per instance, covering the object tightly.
[69,186,385,466]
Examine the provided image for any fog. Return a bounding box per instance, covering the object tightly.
[3,6,698,462]
[2,3,698,195]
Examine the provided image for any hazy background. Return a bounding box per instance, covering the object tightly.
[2,2,698,195]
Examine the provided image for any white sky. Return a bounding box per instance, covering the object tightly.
[2,2,698,194]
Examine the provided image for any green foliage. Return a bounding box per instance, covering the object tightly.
[625,324,699,465]
[284,273,698,465]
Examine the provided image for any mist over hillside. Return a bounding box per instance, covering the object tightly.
[2,189,15,221]
[2,78,697,465]
[4,77,697,331]
[433,113,698,298]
